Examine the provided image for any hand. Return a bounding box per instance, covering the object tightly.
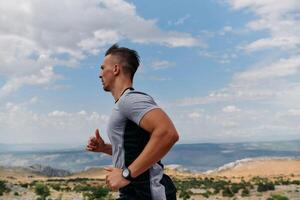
[105,167,130,191]
[86,129,107,153]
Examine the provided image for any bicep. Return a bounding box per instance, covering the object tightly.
[139,108,176,134]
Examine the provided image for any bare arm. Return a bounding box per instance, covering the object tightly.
[128,108,179,178]
[86,129,112,156]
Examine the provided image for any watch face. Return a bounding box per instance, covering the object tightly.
[123,169,129,177]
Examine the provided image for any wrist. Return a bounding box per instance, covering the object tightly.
[128,165,138,178]
[122,167,134,181]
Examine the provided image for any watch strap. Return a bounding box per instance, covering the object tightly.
[122,167,134,181]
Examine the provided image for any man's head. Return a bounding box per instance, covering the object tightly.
[99,44,140,91]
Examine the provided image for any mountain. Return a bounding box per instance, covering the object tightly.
[0,140,299,172]
[27,164,72,177]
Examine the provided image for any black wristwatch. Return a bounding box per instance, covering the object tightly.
[122,167,134,181]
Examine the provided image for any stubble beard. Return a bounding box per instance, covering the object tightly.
[102,83,110,92]
[103,87,110,92]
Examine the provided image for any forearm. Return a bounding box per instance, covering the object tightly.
[128,130,178,178]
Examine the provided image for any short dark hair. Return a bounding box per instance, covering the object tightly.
[105,44,140,81]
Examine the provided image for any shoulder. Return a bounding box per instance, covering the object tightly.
[118,90,160,124]
[117,90,159,114]
[120,90,155,104]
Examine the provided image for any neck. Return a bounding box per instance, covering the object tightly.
[111,78,133,102]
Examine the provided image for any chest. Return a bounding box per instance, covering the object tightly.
[107,106,127,144]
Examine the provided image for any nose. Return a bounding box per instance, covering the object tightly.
[99,71,103,79]
[99,70,103,79]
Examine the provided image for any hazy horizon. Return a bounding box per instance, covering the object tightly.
[1,138,300,146]
[1,140,300,172]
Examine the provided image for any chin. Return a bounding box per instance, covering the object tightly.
[103,86,110,92]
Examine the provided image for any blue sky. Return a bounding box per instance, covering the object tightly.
[0,0,300,144]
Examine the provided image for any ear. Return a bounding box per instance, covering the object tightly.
[113,64,120,75]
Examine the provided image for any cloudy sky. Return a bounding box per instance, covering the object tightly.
[1,0,300,144]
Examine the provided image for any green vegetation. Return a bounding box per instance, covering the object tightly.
[173,175,299,199]
[73,184,95,192]
[201,191,212,198]
[178,189,192,200]
[0,180,11,196]
[241,188,250,197]
[272,176,300,186]
[49,183,61,191]
[82,186,110,200]
[222,186,234,197]
[251,176,275,192]
[174,177,249,198]
[267,194,289,200]
[257,182,275,192]
[1,175,299,199]
[20,182,29,188]
[35,182,50,200]
[230,182,244,193]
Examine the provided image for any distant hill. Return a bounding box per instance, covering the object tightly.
[27,164,72,177]
[0,143,83,153]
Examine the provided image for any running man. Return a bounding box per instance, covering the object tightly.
[86,44,179,200]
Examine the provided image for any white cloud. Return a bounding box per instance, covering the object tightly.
[78,29,121,55]
[174,14,191,26]
[151,60,175,70]
[147,1,300,143]
[145,76,171,81]
[222,105,240,113]
[223,26,233,32]
[0,100,109,143]
[287,109,300,116]
[174,53,300,142]
[234,56,300,81]
[0,66,60,97]
[0,0,199,96]
[29,96,38,104]
[244,36,300,52]
[199,51,237,64]
[218,26,233,36]
[172,102,300,142]
[188,111,201,119]
[176,85,282,106]
[227,0,300,51]
[221,121,238,128]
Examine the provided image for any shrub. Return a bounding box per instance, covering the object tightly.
[82,186,110,200]
[35,183,50,200]
[291,180,300,185]
[0,180,10,196]
[73,184,94,192]
[92,187,110,199]
[179,189,192,200]
[201,191,212,198]
[241,188,250,197]
[49,183,61,191]
[20,183,29,188]
[222,187,234,197]
[211,180,227,192]
[230,183,243,194]
[257,182,275,192]
[267,194,289,200]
